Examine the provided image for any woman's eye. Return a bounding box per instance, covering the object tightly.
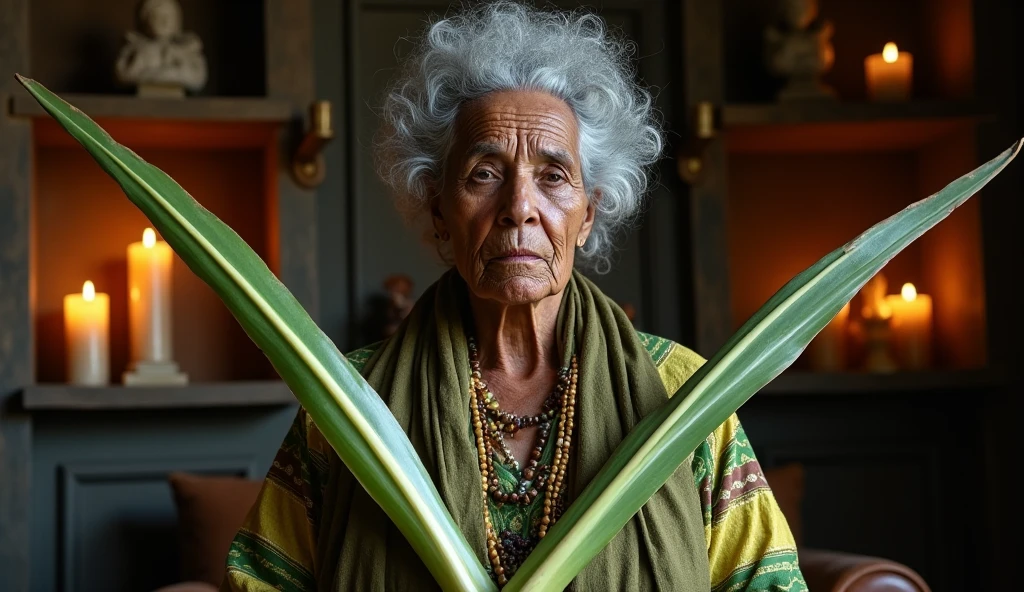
[473,169,494,180]
[546,172,564,183]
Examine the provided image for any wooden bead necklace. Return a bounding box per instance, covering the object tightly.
[468,336,578,586]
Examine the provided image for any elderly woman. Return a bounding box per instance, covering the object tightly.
[224,3,805,591]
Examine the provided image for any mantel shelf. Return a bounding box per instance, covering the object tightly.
[21,381,296,411]
[759,369,1006,396]
[10,91,294,122]
[723,101,985,153]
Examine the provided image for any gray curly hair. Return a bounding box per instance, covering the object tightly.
[375,1,664,273]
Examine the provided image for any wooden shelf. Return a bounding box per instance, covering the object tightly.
[10,91,293,122]
[759,369,1005,396]
[21,381,295,410]
[724,101,985,153]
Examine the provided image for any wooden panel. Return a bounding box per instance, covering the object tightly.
[12,92,292,121]
[683,0,732,355]
[265,0,319,321]
[724,101,981,154]
[311,0,351,348]
[761,368,1004,395]
[32,117,281,149]
[28,0,265,96]
[58,458,257,592]
[30,407,295,592]
[740,392,984,592]
[22,382,295,410]
[0,0,33,589]
[33,146,274,383]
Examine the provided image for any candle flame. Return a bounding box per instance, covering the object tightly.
[901,282,917,302]
[83,281,96,302]
[143,228,156,248]
[883,42,899,63]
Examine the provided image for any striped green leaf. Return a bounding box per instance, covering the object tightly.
[14,74,496,592]
[504,138,1023,591]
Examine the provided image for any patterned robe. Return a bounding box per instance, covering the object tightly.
[223,333,808,592]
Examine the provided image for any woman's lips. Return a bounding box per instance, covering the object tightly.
[491,250,543,264]
[493,254,542,263]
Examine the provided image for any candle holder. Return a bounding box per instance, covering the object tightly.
[123,229,188,386]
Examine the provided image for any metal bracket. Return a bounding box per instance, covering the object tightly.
[291,100,334,189]
[677,101,718,185]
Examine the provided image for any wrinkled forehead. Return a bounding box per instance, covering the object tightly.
[450,90,581,163]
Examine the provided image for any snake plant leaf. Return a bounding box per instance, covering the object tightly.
[14,74,495,592]
[505,138,1023,591]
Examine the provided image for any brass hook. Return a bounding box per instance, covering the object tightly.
[677,101,718,185]
[291,100,334,189]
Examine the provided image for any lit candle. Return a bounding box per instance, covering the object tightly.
[127,228,174,365]
[808,302,850,372]
[886,283,933,370]
[64,281,110,385]
[865,42,913,102]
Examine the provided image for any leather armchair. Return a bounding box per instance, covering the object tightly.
[799,549,931,592]
[764,464,931,592]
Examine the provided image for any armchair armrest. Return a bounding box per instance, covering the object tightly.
[799,548,931,592]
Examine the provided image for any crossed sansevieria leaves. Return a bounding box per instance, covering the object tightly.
[16,73,1021,592]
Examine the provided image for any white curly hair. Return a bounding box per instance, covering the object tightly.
[375,1,664,272]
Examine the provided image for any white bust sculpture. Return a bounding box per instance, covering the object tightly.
[115,0,208,97]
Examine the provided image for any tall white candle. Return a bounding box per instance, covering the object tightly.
[64,280,110,385]
[128,228,174,364]
[886,283,933,370]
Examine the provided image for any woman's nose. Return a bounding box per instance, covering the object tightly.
[499,172,539,227]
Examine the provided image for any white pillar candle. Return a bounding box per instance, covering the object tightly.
[886,283,933,370]
[865,42,913,102]
[64,280,110,385]
[128,228,174,364]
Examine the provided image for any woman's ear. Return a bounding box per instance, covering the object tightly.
[576,189,600,247]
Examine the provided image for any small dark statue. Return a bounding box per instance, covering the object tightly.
[764,0,837,101]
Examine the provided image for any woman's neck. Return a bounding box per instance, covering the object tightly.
[468,291,562,379]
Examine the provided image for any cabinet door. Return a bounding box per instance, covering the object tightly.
[335,0,692,348]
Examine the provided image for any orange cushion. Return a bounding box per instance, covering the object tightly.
[762,463,805,546]
[168,472,264,586]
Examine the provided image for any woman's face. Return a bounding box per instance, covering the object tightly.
[433,90,596,306]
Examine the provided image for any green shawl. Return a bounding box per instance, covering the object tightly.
[316,269,709,590]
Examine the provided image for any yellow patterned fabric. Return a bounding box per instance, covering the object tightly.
[223,333,807,591]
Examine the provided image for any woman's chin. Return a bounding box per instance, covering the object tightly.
[476,273,557,306]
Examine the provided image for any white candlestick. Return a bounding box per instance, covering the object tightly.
[64,281,110,385]
[886,283,933,370]
[128,228,174,364]
[865,42,913,102]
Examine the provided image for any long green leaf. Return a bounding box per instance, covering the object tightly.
[505,138,1023,591]
[14,74,496,592]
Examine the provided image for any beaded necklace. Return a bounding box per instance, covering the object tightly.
[468,336,578,586]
